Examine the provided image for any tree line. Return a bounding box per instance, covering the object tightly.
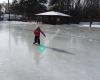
[9,0,100,21]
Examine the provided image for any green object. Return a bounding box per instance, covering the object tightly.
[38,45,46,53]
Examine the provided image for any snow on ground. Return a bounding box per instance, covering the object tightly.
[80,22,100,28]
[0,21,100,80]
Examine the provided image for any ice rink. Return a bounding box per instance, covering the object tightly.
[0,21,100,80]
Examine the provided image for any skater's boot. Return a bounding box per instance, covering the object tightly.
[38,43,40,46]
[33,42,36,44]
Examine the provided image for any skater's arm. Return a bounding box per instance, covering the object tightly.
[32,29,36,34]
[32,29,35,33]
[40,30,46,37]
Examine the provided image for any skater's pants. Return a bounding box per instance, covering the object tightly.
[34,36,40,44]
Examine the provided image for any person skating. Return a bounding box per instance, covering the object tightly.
[90,20,92,28]
[33,26,46,45]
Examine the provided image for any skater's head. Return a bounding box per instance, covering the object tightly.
[36,26,40,30]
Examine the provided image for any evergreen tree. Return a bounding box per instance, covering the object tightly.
[11,0,47,18]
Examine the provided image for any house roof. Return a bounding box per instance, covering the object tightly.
[35,11,71,17]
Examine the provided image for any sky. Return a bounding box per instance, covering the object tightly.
[0,0,13,3]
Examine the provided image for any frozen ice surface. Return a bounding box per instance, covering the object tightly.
[0,21,100,80]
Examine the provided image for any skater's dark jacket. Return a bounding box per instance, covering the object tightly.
[33,27,45,37]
